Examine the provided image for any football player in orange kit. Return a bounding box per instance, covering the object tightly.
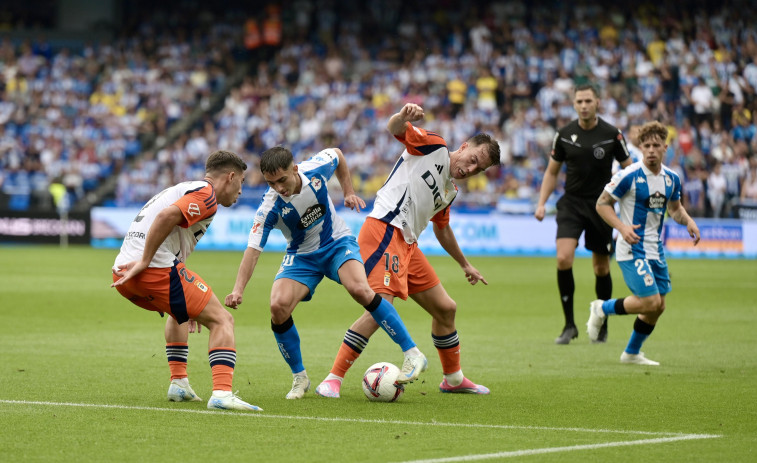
[316,103,501,398]
[112,150,261,411]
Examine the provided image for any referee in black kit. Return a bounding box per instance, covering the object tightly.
[534,83,632,345]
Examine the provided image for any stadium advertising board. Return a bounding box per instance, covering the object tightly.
[664,221,742,254]
[0,210,91,244]
[90,208,757,258]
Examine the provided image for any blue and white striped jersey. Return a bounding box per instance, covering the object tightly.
[605,161,682,262]
[247,149,352,255]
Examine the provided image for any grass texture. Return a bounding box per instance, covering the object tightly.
[1,246,755,462]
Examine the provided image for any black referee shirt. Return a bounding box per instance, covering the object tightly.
[551,117,631,199]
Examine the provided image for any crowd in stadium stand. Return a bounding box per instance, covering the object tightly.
[2,1,757,218]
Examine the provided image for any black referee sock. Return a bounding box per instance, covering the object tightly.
[596,273,613,300]
[557,268,575,326]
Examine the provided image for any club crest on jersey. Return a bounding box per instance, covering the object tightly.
[311,177,322,191]
[646,191,667,209]
[665,176,672,187]
[298,204,326,229]
[593,147,606,159]
[187,203,201,217]
[571,134,578,143]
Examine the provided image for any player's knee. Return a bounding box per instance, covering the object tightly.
[640,294,662,314]
[435,298,457,322]
[346,282,374,306]
[556,253,574,269]
[657,300,666,316]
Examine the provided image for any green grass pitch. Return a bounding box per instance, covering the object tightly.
[1,245,755,462]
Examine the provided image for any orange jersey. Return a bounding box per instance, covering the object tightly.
[114,181,217,269]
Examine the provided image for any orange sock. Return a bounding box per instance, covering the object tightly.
[331,342,361,378]
[209,347,236,391]
[166,342,188,380]
[437,345,461,375]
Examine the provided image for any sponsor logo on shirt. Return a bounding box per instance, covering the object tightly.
[281,206,293,216]
[421,170,443,210]
[646,191,667,210]
[251,222,262,235]
[187,203,201,217]
[636,176,646,183]
[298,204,326,229]
[126,231,146,240]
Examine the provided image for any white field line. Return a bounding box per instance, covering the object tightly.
[1,399,719,442]
[396,434,722,463]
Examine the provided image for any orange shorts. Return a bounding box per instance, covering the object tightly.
[112,262,213,324]
[358,217,439,300]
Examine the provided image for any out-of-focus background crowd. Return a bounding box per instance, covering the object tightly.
[2,0,757,218]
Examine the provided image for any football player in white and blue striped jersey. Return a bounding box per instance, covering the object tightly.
[225,146,427,399]
[589,121,700,365]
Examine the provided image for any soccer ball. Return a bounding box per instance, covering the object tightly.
[362,362,405,402]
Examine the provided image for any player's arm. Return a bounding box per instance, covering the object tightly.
[332,147,366,212]
[225,247,263,309]
[668,199,701,245]
[387,103,425,136]
[432,222,488,286]
[534,158,562,221]
[596,190,640,244]
[111,205,184,287]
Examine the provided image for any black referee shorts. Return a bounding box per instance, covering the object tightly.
[555,194,614,255]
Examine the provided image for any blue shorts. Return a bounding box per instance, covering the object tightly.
[274,235,363,301]
[618,258,671,298]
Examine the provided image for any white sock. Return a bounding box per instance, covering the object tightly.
[403,346,422,356]
[444,370,464,387]
[325,373,343,382]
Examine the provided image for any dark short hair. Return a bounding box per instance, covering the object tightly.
[637,121,668,144]
[468,133,501,167]
[260,146,294,174]
[573,83,599,98]
[205,150,247,174]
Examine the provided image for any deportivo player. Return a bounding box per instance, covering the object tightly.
[112,150,262,411]
[315,103,501,398]
[588,121,700,365]
[224,146,427,400]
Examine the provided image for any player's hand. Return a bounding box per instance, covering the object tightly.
[534,204,545,221]
[462,264,488,286]
[400,103,425,122]
[225,291,243,309]
[111,260,148,287]
[344,194,366,212]
[620,223,642,244]
[688,222,701,246]
[188,319,202,333]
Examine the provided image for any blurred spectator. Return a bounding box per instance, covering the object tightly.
[707,161,727,218]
